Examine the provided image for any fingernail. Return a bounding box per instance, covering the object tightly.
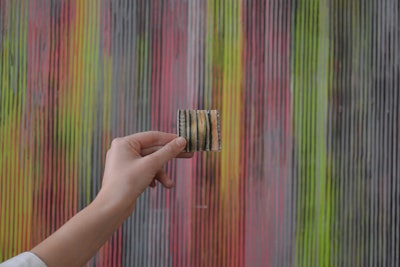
[176,137,187,147]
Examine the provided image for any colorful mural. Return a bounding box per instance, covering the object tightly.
[1,0,399,266]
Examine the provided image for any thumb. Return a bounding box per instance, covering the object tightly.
[143,137,187,168]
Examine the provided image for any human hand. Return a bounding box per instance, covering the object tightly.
[29,132,192,267]
[96,131,193,216]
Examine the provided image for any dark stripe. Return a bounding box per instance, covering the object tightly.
[196,111,199,151]
[204,111,208,151]
[179,110,185,138]
[217,111,221,150]
[188,110,192,151]
[207,110,212,151]
[178,110,181,136]
[185,110,190,151]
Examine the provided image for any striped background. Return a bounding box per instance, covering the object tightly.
[1,0,399,266]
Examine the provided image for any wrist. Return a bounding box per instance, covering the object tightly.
[93,188,136,222]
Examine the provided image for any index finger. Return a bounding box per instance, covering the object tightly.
[123,131,177,149]
[142,137,187,169]
[141,146,194,158]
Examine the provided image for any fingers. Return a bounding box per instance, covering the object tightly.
[123,131,178,150]
[143,137,187,169]
[155,169,174,188]
[149,170,175,189]
[141,146,193,158]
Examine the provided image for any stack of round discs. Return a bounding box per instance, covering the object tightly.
[177,110,221,152]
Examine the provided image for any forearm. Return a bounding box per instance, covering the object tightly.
[31,195,131,267]
[29,132,187,267]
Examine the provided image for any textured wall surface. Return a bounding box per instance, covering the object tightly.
[1,0,399,266]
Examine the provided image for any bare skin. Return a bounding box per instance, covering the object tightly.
[31,131,192,267]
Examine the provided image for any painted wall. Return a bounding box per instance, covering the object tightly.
[1,0,399,266]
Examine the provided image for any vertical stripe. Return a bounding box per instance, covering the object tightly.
[1,1,400,266]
